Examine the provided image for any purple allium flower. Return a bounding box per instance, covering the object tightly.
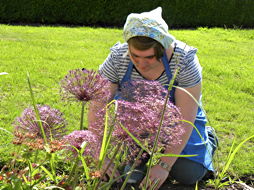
[63,130,101,159]
[115,99,184,160]
[90,99,184,163]
[13,105,67,139]
[90,80,185,163]
[60,68,110,102]
[120,80,168,102]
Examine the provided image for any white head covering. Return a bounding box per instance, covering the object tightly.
[123,7,175,49]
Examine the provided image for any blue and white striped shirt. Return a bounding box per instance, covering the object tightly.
[99,40,202,88]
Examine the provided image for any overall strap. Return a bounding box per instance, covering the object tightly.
[120,51,176,102]
[114,61,134,100]
[161,51,173,82]
[120,61,134,86]
[161,51,176,103]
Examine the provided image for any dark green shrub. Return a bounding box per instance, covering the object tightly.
[0,0,253,28]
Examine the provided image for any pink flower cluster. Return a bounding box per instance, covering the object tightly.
[13,70,184,165]
[14,105,67,139]
[90,80,184,162]
[63,130,101,159]
[60,68,110,102]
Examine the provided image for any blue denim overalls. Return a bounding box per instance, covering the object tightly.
[117,51,215,171]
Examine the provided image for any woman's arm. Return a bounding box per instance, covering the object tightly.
[88,82,119,130]
[161,82,201,165]
[160,51,202,167]
[87,82,122,180]
[140,82,201,189]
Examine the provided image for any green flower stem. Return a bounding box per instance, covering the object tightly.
[144,65,180,189]
[94,143,121,190]
[71,167,80,189]
[79,142,90,180]
[120,149,144,190]
[144,89,171,189]
[27,72,48,144]
[49,153,57,183]
[33,150,39,163]
[66,157,79,184]
[106,144,123,190]
[80,101,86,130]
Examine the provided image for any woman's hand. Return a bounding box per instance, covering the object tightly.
[139,165,169,190]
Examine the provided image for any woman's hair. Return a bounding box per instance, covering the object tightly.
[127,36,164,60]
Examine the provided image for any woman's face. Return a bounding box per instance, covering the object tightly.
[128,45,161,72]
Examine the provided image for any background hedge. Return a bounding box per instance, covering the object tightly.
[0,0,253,28]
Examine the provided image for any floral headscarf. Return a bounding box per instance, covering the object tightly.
[123,7,175,49]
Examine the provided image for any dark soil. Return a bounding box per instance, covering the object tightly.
[112,175,254,190]
[122,181,254,190]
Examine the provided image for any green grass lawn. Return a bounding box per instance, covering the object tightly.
[0,25,253,177]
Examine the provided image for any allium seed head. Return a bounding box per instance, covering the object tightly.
[13,105,67,140]
[63,130,101,159]
[116,99,184,159]
[60,68,111,102]
[90,80,185,163]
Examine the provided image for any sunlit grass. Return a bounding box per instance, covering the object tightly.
[0,25,253,177]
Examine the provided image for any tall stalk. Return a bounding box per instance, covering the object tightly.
[120,149,144,190]
[94,143,121,190]
[144,58,180,189]
[98,100,116,168]
[66,157,79,184]
[80,101,86,130]
[27,72,47,144]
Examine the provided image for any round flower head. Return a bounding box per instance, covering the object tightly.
[123,7,175,49]
[63,130,101,159]
[110,98,184,163]
[89,80,184,163]
[89,98,184,163]
[13,105,67,140]
[60,68,110,102]
[114,99,184,143]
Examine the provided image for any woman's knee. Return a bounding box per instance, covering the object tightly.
[169,158,208,185]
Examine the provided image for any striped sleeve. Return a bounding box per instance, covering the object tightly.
[99,43,121,83]
[177,48,202,88]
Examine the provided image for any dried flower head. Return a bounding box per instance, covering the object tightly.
[60,68,110,102]
[63,130,101,159]
[13,105,67,140]
[90,170,102,179]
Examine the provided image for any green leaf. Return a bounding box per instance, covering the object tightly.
[40,166,54,181]
[0,127,12,135]
[219,135,254,179]
[79,142,90,180]
[99,100,116,168]
[154,153,198,158]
